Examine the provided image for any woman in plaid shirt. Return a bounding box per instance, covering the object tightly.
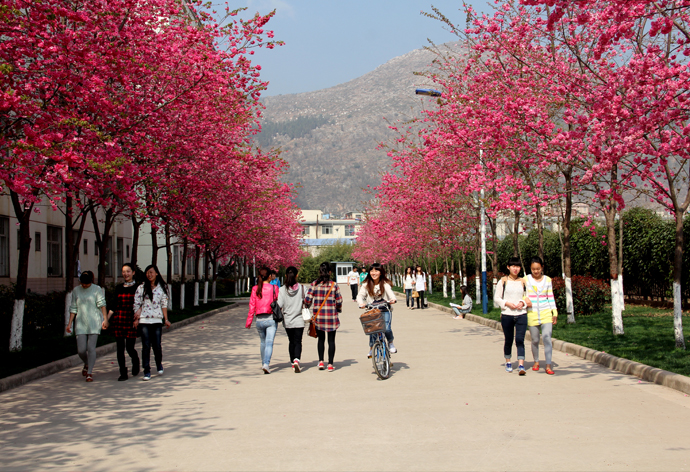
[304,262,343,372]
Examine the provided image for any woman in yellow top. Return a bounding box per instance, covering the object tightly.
[525,257,558,375]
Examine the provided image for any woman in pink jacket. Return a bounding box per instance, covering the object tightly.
[246,267,280,374]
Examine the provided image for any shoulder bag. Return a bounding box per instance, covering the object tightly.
[271,285,284,323]
[308,282,334,338]
[301,285,312,321]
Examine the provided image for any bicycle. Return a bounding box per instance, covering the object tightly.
[359,302,393,380]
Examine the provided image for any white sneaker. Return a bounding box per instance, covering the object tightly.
[388,342,397,353]
[367,350,372,358]
[262,365,270,374]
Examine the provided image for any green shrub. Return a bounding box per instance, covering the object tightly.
[552,275,609,317]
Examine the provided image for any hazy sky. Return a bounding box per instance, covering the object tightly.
[208,1,494,96]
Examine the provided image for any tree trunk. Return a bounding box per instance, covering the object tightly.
[151,226,158,267]
[203,248,210,304]
[131,215,141,268]
[180,238,188,310]
[193,246,200,306]
[164,222,172,310]
[562,170,575,324]
[512,210,521,257]
[212,253,218,301]
[90,205,114,287]
[604,206,624,335]
[618,215,625,311]
[536,203,545,262]
[9,191,33,352]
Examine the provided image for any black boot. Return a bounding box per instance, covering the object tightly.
[118,367,128,381]
[131,356,140,377]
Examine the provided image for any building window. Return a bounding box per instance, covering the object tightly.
[173,246,180,275]
[302,226,310,236]
[83,239,88,255]
[117,238,124,278]
[0,217,9,276]
[47,226,62,276]
[321,225,332,235]
[35,232,41,252]
[94,240,99,256]
[344,225,355,237]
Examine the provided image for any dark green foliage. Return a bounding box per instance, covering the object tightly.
[552,276,609,316]
[298,242,356,283]
[254,115,333,148]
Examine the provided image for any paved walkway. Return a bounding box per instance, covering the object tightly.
[1,286,689,471]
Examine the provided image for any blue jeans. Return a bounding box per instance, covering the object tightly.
[256,315,278,366]
[139,323,163,374]
[369,309,394,347]
[405,289,413,307]
[501,314,527,360]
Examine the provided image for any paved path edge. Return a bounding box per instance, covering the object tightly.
[420,297,690,396]
[0,303,235,394]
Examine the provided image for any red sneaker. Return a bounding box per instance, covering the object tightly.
[318,361,325,370]
[327,364,335,372]
[293,360,301,373]
[85,374,93,382]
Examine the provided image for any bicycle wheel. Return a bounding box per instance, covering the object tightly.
[371,340,391,380]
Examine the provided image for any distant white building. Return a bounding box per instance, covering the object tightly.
[299,209,361,256]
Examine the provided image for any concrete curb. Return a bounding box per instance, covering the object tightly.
[403,295,690,396]
[0,303,235,394]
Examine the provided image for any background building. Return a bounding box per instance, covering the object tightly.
[299,209,361,256]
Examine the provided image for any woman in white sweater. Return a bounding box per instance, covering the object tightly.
[493,257,531,375]
[278,266,306,373]
[357,263,397,357]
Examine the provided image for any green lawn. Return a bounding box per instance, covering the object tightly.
[0,300,230,380]
[395,287,690,377]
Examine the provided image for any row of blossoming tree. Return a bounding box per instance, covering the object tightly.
[354,0,690,348]
[0,0,303,351]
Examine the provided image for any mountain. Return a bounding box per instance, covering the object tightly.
[256,42,464,215]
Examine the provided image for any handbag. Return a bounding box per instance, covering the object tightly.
[271,285,284,323]
[308,282,334,338]
[301,285,312,321]
[411,290,419,298]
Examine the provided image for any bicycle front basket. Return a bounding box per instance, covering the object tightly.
[360,308,385,334]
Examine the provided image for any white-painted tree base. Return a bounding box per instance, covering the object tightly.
[451,279,456,299]
[194,282,199,306]
[611,278,624,335]
[212,281,216,301]
[443,275,448,298]
[10,299,25,352]
[427,275,432,295]
[492,278,498,308]
[565,277,575,324]
[64,291,73,337]
[618,275,625,311]
[180,289,186,310]
[203,281,208,304]
[475,276,481,305]
[673,281,686,349]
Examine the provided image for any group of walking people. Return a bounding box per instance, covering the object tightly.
[246,262,397,374]
[67,263,171,382]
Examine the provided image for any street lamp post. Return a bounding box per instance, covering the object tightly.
[480,151,488,314]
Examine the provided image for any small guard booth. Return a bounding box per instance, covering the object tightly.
[331,261,355,284]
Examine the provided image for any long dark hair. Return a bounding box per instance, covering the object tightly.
[143,265,168,301]
[255,266,270,299]
[365,263,391,297]
[405,266,414,276]
[460,285,469,299]
[285,266,298,287]
[315,262,331,285]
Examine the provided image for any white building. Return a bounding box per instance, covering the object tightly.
[299,209,361,256]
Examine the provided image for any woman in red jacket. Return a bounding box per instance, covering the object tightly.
[246,267,280,374]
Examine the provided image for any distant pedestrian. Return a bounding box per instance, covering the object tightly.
[357,263,397,357]
[66,271,107,382]
[246,267,279,374]
[494,257,531,376]
[414,265,427,309]
[104,263,140,381]
[304,262,343,372]
[403,266,415,309]
[347,267,360,301]
[133,265,171,381]
[526,257,558,375]
[278,266,306,373]
[359,267,368,285]
[451,285,472,319]
[269,270,281,287]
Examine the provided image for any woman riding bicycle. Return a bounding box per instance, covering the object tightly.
[357,263,397,358]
